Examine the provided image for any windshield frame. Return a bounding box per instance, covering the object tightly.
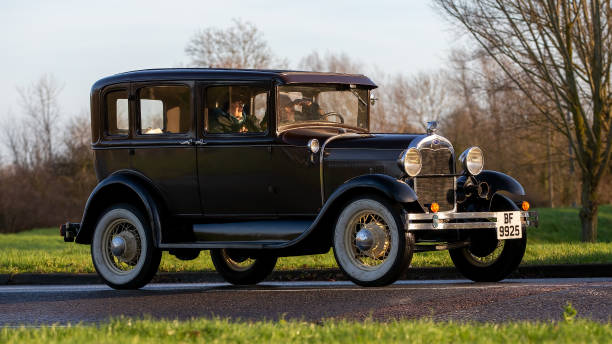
[275,83,371,133]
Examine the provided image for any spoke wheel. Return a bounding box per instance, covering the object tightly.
[91,204,161,289]
[463,240,505,267]
[449,196,527,282]
[211,249,277,285]
[333,196,413,287]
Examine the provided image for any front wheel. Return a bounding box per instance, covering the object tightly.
[333,196,413,287]
[91,204,162,289]
[210,249,277,285]
[449,231,527,282]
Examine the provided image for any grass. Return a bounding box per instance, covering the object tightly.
[1,317,611,343]
[0,206,610,274]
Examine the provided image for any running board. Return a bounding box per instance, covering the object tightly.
[159,219,313,250]
[414,240,470,252]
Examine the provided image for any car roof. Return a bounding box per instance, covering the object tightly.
[91,68,377,92]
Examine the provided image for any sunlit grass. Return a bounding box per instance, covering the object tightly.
[1,317,611,344]
[0,206,610,274]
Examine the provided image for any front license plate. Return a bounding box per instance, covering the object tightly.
[495,211,523,240]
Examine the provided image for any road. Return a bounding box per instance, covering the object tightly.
[1,278,611,326]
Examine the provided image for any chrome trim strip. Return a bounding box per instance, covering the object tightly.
[319,133,372,205]
[406,211,538,231]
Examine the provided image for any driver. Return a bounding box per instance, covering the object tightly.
[293,98,323,120]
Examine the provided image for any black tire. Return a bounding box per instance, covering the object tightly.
[210,249,277,285]
[449,198,527,282]
[91,204,162,289]
[333,195,414,287]
[449,233,526,282]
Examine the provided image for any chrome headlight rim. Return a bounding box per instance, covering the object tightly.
[399,147,422,177]
[459,146,484,176]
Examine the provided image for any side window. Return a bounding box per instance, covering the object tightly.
[206,86,268,134]
[105,90,129,136]
[138,85,191,135]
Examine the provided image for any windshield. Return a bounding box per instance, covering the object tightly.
[277,85,369,130]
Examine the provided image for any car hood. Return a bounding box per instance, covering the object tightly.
[277,127,422,150]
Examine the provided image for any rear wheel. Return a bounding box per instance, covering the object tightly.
[210,249,277,285]
[333,196,413,287]
[91,204,161,289]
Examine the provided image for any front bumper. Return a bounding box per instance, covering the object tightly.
[406,211,539,231]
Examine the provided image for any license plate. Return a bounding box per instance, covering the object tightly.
[495,211,522,239]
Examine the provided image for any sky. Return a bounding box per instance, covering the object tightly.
[0,0,459,123]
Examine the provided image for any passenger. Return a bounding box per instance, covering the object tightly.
[210,89,260,133]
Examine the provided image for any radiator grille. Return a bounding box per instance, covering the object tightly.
[420,148,453,174]
[415,148,455,211]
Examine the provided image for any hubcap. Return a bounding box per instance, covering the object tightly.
[110,236,126,257]
[102,219,142,273]
[348,211,392,269]
[355,222,389,258]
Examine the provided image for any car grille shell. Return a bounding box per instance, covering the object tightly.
[414,147,455,212]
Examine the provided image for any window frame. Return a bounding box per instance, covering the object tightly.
[101,84,131,140]
[132,81,195,140]
[200,81,273,140]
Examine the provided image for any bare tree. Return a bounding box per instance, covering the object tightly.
[435,0,612,242]
[185,18,279,69]
[386,72,452,132]
[298,51,364,74]
[16,74,63,164]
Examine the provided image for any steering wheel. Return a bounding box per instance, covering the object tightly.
[320,111,345,124]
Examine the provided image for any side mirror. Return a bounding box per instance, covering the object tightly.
[370,92,378,106]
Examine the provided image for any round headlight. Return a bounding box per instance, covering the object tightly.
[459,146,484,175]
[307,139,320,153]
[399,148,422,177]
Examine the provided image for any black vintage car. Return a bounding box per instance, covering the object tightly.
[61,68,537,289]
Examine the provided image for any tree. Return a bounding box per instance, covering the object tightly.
[185,18,279,69]
[16,74,63,164]
[435,0,612,242]
[386,72,452,132]
[298,51,364,74]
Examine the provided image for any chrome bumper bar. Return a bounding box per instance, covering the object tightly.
[406,211,539,231]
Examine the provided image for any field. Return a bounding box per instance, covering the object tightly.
[1,317,611,344]
[0,206,610,274]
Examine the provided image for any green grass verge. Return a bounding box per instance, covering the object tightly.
[1,318,611,343]
[0,206,610,274]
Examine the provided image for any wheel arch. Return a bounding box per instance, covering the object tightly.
[276,174,419,251]
[474,170,526,196]
[75,171,165,246]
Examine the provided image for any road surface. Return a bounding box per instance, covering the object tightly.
[1,278,610,326]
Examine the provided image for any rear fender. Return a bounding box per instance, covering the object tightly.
[75,172,163,246]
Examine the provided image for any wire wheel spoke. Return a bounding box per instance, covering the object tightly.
[347,211,391,269]
[103,219,142,274]
[467,240,504,267]
[221,250,256,272]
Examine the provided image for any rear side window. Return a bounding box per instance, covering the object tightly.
[138,85,191,135]
[105,90,129,136]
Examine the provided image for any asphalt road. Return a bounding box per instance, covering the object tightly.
[1,278,611,326]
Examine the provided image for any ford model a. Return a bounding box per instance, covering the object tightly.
[60,69,538,289]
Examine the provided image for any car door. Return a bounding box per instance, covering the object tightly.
[130,82,200,215]
[197,82,276,217]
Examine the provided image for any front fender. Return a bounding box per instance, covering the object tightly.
[326,174,418,204]
[458,170,525,196]
[75,172,163,245]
